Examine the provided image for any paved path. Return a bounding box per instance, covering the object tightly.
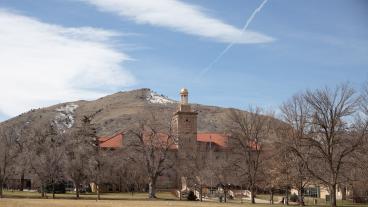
[243,197,270,204]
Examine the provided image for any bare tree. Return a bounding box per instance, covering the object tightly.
[348,81,368,201]
[14,125,31,192]
[79,115,107,201]
[227,107,273,204]
[0,126,17,198]
[111,153,147,195]
[88,146,109,200]
[280,94,313,205]
[261,138,290,205]
[127,113,176,198]
[212,154,238,203]
[181,143,214,201]
[64,116,95,199]
[272,146,293,205]
[263,155,282,205]
[26,123,65,198]
[286,84,366,207]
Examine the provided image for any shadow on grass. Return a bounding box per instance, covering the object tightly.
[3,192,179,201]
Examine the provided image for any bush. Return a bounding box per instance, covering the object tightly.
[290,193,299,202]
[187,190,197,201]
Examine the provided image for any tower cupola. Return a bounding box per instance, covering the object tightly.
[180,88,189,105]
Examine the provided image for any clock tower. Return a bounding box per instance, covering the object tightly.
[174,88,198,159]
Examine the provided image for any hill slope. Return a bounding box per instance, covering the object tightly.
[1,88,243,136]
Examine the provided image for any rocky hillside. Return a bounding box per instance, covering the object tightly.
[1,88,245,136]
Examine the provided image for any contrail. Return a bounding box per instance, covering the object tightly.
[198,0,269,77]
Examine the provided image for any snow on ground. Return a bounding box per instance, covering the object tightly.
[146,91,176,104]
[54,103,78,130]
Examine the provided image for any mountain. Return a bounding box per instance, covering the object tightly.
[1,88,245,136]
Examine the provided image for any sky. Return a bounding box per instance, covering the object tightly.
[0,0,367,121]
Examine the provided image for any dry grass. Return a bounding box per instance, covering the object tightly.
[1,191,367,207]
[0,198,285,207]
[2,199,368,207]
[0,191,275,207]
[2,190,176,200]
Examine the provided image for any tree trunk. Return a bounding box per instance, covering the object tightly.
[20,172,24,191]
[298,187,305,206]
[41,183,45,198]
[270,188,274,204]
[251,185,256,204]
[240,185,243,204]
[0,181,3,198]
[75,182,80,199]
[96,184,100,200]
[148,179,157,198]
[330,184,337,207]
[52,181,55,199]
[342,186,347,200]
[285,186,289,205]
[224,189,227,203]
[200,185,203,202]
[119,176,122,192]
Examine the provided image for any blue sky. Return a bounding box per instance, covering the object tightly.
[0,0,367,121]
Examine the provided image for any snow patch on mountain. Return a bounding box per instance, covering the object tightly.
[54,103,78,130]
[146,91,176,104]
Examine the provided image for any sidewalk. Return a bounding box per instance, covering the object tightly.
[243,197,270,204]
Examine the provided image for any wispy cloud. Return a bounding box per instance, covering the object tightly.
[81,0,274,44]
[199,0,270,77]
[0,10,135,117]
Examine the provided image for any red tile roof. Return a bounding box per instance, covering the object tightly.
[98,132,231,149]
[196,132,228,148]
[99,131,124,148]
[143,132,178,150]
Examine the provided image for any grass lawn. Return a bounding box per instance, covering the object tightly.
[0,198,283,207]
[0,191,367,207]
[2,190,176,200]
[255,194,367,207]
